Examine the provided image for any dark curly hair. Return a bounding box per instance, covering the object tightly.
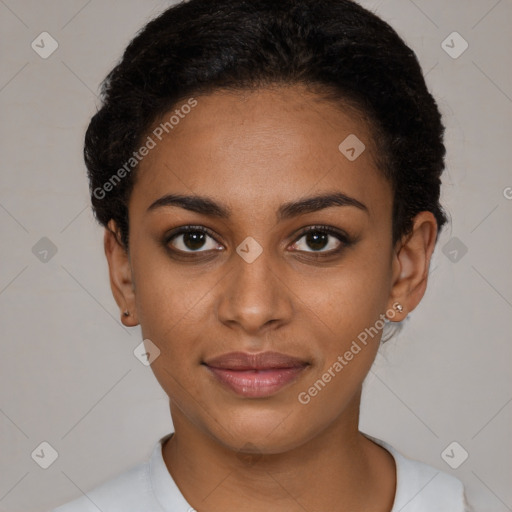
[85,0,448,251]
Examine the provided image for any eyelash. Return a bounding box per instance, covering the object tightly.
[163,224,352,258]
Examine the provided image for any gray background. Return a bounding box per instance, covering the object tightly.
[0,1,511,511]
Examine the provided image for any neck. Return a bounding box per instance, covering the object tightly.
[162,390,396,512]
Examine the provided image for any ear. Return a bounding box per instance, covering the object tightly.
[386,211,438,321]
[104,219,139,327]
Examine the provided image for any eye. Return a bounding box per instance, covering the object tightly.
[165,226,223,253]
[291,225,350,254]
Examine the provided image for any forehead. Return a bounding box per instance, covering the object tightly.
[130,85,391,221]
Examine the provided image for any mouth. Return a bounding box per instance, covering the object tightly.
[202,351,310,398]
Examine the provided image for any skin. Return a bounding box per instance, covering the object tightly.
[104,84,438,512]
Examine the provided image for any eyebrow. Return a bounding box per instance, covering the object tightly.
[147,191,368,220]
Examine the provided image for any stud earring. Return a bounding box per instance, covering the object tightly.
[123,310,130,317]
[393,302,404,313]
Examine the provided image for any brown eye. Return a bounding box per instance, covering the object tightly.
[303,232,330,251]
[291,226,350,254]
[166,226,222,253]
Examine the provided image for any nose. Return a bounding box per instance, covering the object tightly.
[216,248,293,335]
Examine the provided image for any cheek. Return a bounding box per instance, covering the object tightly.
[295,275,388,418]
[136,277,208,343]
[132,263,209,405]
[303,253,390,338]
[295,344,376,430]
[131,237,198,316]
[294,246,391,393]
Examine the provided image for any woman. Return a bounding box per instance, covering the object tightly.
[53,0,471,510]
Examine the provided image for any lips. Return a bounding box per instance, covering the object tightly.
[204,351,308,370]
[203,351,309,398]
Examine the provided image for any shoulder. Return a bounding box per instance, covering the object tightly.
[367,435,471,512]
[49,459,158,512]
[392,449,469,511]
[49,432,191,512]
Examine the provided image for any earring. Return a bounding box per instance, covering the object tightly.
[123,310,130,317]
[393,302,404,313]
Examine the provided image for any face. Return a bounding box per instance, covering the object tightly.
[106,85,433,454]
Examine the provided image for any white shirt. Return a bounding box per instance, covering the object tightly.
[51,432,470,512]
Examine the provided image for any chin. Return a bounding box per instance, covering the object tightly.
[205,404,315,455]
